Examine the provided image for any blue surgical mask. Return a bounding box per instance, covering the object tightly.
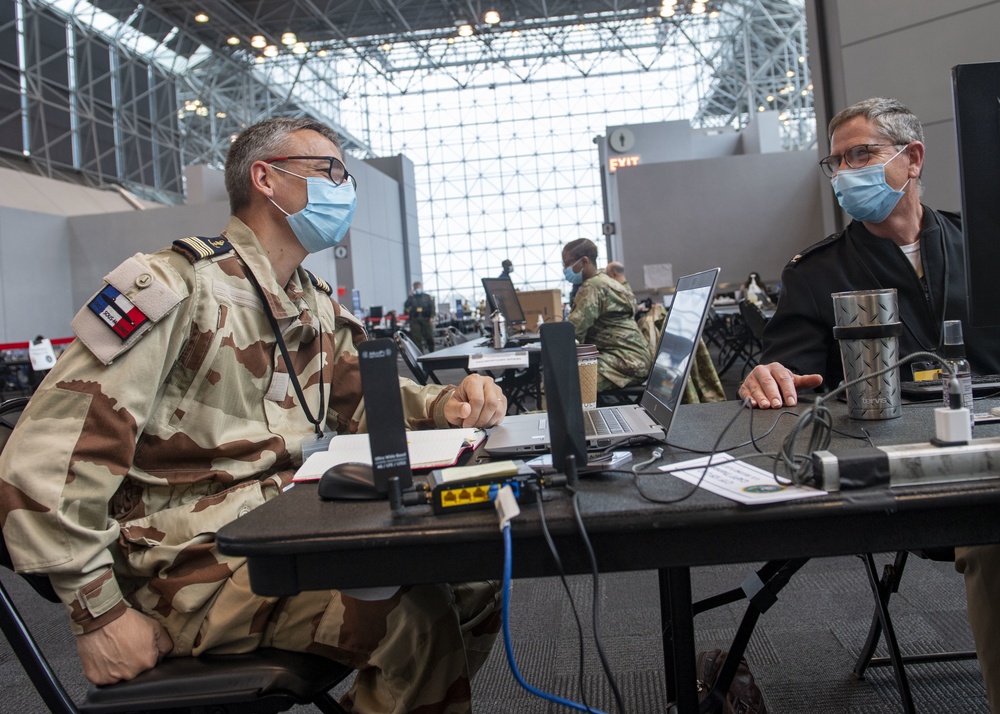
[564,257,584,285]
[831,146,910,224]
[269,167,357,253]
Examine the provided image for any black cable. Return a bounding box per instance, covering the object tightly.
[533,486,597,714]
[569,488,625,714]
[633,398,752,504]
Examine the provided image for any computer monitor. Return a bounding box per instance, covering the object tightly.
[481,276,526,327]
[369,305,383,319]
[952,61,1000,327]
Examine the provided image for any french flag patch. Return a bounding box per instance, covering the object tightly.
[87,285,149,340]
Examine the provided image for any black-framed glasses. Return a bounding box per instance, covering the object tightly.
[818,143,905,178]
[264,155,357,189]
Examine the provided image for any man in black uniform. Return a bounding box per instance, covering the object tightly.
[404,280,436,352]
[738,97,1000,708]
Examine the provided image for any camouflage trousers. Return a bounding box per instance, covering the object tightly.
[596,352,648,392]
[955,544,1000,709]
[183,565,502,714]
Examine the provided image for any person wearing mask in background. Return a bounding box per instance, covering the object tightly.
[0,117,506,714]
[499,259,514,278]
[737,97,1000,708]
[562,238,651,391]
[404,280,436,353]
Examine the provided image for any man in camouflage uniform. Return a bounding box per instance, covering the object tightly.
[562,239,652,391]
[403,281,435,352]
[0,118,506,714]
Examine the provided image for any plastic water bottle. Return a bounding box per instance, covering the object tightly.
[940,319,974,429]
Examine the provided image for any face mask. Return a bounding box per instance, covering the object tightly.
[414,289,422,295]
[563,257,584,285]
[831,146,910,224]
[269,167,357,253]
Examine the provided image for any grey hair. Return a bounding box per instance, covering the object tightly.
[828,97,925,145]
[224,118,342,214]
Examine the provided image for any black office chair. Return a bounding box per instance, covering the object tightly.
[395,331,440,386]
[852,549,977,713]
[0,398,354,714]
[736,299,769,377]
[444,325,468,346]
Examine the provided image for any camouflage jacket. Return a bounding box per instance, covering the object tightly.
[568,271,652,387]
[404,292,435,321]
[0,216,454,645]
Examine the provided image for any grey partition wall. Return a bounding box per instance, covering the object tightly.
[615,149,824,293]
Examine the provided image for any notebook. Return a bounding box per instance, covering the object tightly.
[485,267,720,456]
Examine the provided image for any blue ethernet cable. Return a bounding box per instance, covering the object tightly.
[500,524,606,714]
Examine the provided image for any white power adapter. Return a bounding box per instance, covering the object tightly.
[935,406,972,444]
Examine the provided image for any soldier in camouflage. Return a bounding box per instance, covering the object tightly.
[403,281,435,352]
[562,239,652,391]
[0,118,506,714]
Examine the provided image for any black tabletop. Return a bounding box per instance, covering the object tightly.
[217,398,1000,596]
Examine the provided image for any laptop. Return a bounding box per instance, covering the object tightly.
[485,267,720,456]
[481,276,540,344]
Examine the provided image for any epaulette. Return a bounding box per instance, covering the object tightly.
[171,236,234,264]
[787,231,843,267]
[306,270,333,295]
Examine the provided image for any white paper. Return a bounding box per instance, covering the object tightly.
[661,452,827,505]
[643,263,674,290]
[468,350,530,370]
[293,428,486,481]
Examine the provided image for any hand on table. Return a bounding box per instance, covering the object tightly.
[445,374,507,427]
[738,362,823,409]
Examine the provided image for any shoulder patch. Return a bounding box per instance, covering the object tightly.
[71,255,184,365]
[788,231,842,266]
[306,270,333,295]
[171,236,233,264]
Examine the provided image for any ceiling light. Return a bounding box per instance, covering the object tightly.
[227,36,240,45]
[281,32,296,46]
[511,29,520,37]
[786,70,795,77]
[254,55,265,64]
[263,44,279,57]
[250,35,266,48]
[194,12,209,23]
[292,42,307,54]
[216,111,226,118]
[457,24,473,37]
[317,49,328,57]
[766,94,774,102]
[644,16,654,24]
[196,106,209,116]
[484,10,500,24]
[758,105,766,112]
[709,10,720,18]
[659,6,675,17]
[779,113,787,121]
[690,2,707,14]
[798,55,806,63]
[380,42,392,51]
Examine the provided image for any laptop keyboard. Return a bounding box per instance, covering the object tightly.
[583,408,629,436]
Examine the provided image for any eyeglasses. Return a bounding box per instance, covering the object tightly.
[263,155,357,189]
[818,143,905,178]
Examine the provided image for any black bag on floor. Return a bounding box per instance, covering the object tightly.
[696,648,767,714]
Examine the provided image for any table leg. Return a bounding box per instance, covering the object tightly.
[660,566,699,713]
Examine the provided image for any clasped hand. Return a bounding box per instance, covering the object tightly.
[77,608,173,685]
[444,373,506,427]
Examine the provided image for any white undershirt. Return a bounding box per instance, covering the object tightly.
[899,239,923,279]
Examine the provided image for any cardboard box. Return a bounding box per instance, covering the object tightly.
[517,289,563,330]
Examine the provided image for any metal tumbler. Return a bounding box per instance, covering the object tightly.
[831,288,903,420]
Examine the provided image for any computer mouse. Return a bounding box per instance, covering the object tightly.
[318,462,383,501]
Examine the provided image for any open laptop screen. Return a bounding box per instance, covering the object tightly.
[481,276,526,327]
[640,267,720,429]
